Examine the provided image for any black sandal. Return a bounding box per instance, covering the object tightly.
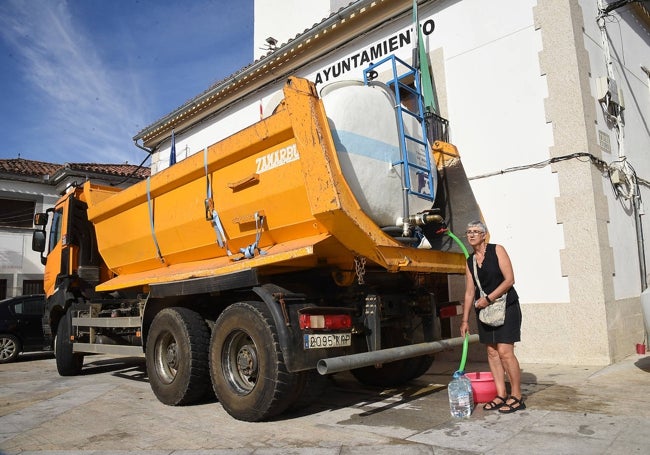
[498,396,526,413]
[483,395,507,411]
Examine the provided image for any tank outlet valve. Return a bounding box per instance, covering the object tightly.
[398,211,443,227]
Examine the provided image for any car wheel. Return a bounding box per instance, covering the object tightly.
[0,334,21,363]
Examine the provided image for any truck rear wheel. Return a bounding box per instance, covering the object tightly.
[55,311,84,376]
[409,355,435,378]
[210,301,298,422]
[146,307,210,406]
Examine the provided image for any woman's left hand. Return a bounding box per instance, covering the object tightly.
[474,297,489,309]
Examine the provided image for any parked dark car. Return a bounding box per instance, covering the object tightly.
[0,294,47,363]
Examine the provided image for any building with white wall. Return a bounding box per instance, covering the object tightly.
[134,0,650,365]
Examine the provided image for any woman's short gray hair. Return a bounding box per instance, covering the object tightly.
[467,220,488,234]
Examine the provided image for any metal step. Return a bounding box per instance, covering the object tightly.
[72,343,144,357]
[72,317,141,328]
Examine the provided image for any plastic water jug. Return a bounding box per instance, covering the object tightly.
[448,370,473,418]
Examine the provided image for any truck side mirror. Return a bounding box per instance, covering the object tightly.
[34,212,49,226]
[32,230,46,252]
[32,231,47,265]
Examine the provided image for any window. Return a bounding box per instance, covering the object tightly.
[23,280,44,295]
[49,209,63,253]
[0,279,6,300]
[0,198,35,228]
[12,298,44,316]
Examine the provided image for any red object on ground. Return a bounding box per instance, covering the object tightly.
[465,371,497,404]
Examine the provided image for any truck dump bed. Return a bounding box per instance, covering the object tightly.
[84,77,466,292]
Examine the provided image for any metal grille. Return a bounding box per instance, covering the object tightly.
[426,112,449,143]
[22,280,44,295]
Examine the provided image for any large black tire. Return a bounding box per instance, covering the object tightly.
[0,334,21,363]
[55,311,84,375]
[409,354,435,378]
[146,307,210,406]
[210,301,300,422]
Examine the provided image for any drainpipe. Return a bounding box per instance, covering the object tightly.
[634,196,648,290]
[134,139,153,156]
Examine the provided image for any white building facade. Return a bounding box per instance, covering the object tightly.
[136,0,650,365]
[0,172,59,298]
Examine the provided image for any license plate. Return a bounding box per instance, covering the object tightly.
[304,333,351,349]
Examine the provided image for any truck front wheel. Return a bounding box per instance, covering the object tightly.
[210,301,298,421]
[55,311,84,376]
[146,307,210,406]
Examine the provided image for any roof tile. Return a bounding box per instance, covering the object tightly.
[0,158,62,177]
[0,158,150,179]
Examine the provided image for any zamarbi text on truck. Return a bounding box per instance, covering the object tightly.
[32,56,480,421]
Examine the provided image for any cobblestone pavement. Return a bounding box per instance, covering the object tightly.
[1,351,649,454]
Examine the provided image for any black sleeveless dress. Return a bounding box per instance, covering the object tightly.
[467,243,521,344]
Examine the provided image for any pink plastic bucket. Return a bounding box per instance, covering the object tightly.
[465,372,497,404]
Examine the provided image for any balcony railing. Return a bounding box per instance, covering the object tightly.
[425,111,449,144]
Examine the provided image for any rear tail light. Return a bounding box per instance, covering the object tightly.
[299,313,352,330]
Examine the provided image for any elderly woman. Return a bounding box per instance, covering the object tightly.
[459,220,525,413]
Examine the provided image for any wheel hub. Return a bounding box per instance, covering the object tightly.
[165,343,178,369]
[236,345,257,379]
[0,338,16,360]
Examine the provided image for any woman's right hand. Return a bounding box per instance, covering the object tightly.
[460,321,469,337]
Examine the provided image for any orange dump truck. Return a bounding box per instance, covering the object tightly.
[33,72,478,421]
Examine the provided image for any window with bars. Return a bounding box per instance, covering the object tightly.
[23,280,44,295]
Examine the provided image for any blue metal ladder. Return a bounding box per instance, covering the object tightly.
[363,54,436,208]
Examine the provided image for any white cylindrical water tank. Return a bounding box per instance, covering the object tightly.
[320,80,436,227]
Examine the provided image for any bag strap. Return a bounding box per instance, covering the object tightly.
[472,255,486,297]
[474,253,510,302]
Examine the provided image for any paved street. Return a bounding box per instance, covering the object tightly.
[1,350,649,454]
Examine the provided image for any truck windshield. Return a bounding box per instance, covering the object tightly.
[49,209,63,253]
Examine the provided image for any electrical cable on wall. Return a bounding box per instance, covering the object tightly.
[468,152,608,180]
[608,158,641,201]
[468,147,647,289]
[468,151,645,207]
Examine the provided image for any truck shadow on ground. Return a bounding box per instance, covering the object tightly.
[279,372,450,421]
[83,356,149,382]
[74,357,587,421]
[76,356,455,420]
